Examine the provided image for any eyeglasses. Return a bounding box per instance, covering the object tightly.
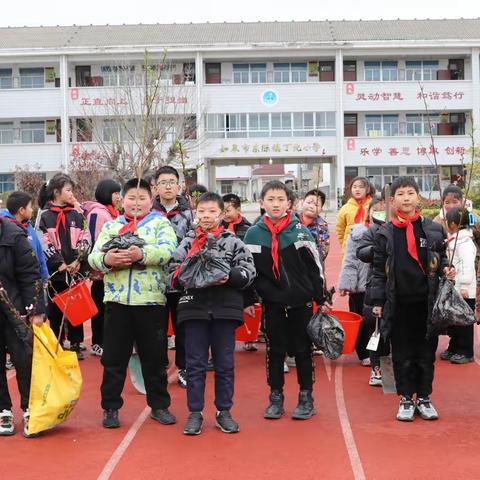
[157,180,179,187]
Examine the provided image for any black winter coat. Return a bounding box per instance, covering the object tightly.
[369,217,447,338]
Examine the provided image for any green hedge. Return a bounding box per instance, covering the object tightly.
[420,207,480,219]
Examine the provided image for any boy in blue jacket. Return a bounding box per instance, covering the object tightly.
[3,192,49,282]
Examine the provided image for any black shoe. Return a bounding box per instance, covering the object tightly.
[292,390,316,420]
[70,343,85,361]
[264,390,285,419]
[183,412,203,435]
[450,354,474,364]
[440,349,453,361]
[103,409,120,428]
[177,369,187,389]
[215,410,240,433]
[151,408,176,425]
[206,358,214,371]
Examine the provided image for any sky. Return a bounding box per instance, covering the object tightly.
[1,0,480,27]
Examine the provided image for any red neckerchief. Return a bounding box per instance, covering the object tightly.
[299,213,314,227]
[118,214,146,235]
[392,210,425,273]
[48,202,75,234]
[3,216,27,231]
[165,209,180,219]
[172,226,225,286]
[106,204,119,219]
[227,214,243,232]
[263,211,292,280]
[353,196,371,224]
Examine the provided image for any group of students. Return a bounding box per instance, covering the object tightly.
[337,175,476,421]
[0,166,476,438]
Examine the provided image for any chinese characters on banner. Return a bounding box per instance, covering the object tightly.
[218,143,328,155]
[69,89,188,106]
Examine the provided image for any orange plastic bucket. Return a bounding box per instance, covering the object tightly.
[53,280,98,326]
[330,310,363,355]
[236,303,262,342]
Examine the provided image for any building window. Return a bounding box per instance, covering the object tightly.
[21,121,45,143]
[101,66,136,86]
[365,115,399,136]
[406,60,439,81]
[0,174,15,193]
[271,112,292,137]
[315,112,336,136]
[406,166,439,192]
[273,63,290,83]
[382,115,399,136]
[293,113,314,137]
[19,68,44,88]
[226,114,247,138]
[233,64,249,84]
[249,113,269,137]
[406,113,439,136]
[250,64,267,83]
[221,180,233,194]
[366,167,399,192]
[0,69,13,89]
[291,63,307,83]
[102,120,120,142]
[205,114,226,138]
[0,123,14,144]
[364,61,398,81]
[233,64,266,84]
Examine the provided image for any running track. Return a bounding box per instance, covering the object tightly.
[3,235,480,480]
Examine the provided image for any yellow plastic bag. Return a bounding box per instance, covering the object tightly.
[28,323,82,435]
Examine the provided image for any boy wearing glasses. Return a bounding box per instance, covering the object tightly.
[153,166,193,388]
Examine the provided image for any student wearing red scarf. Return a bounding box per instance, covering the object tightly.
[244,181,327,422]
[168,192,256,436]
[370,177,454,423]
[83,179,122,357]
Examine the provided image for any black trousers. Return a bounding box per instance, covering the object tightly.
[101,303,170,410]
[264,303,314,391]
[349,292,370,361]
[0,316,31,411]
[184,318,237,412]
[391,301,438,398]
[47,282,84,345]
[167,292,185,369]
[90,280,105,347]
[447,298,475,357]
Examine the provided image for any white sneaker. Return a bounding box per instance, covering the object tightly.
[416,398,439,420]
[285,356,296,368]
[361,358,371,367]
[368,366,382,387]
[22,409,40,438]
[0,409,14,436]
[91,344,103,357]
[396,396,415,422]
[283,362,290,373]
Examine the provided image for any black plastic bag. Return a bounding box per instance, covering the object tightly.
[177,251,231,290]
[307,311,345,360]
[101,232,146,252]
[430,278,476,335]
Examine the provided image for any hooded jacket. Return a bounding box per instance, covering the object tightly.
[338,223,369,294]
[447,229,477,298]
[83,201,118,244]
[336,197,372,253]
[244,214,326,307]
[88,211,177,306]
[0,209,48,282]
[153,195,193,244]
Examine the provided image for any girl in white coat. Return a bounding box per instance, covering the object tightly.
[444,207,477,364]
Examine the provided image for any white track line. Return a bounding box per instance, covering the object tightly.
[334,359,367,480]
[96,406,150,480]
[322,356,332,382]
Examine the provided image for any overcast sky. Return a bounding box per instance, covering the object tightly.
[2,0,480,27]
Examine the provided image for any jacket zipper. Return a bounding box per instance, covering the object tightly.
[126,267,133,304]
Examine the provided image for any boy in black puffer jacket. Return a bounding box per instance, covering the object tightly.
[168,192,256,436]
[370,177,453,422]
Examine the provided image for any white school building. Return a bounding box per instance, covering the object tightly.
[1,19,480,204]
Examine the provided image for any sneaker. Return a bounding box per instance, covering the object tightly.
[215,410,240,433]
[416,398,439,420]
[264,390,285,419]
[5,358,14,370]
[292,390,316,420]
[177,369,187,389]
[70,343,85,361]
[183,412,203,435]
[167,336,176,350]
[103,409,120,428]
[312,349,323,356]
[151,408,176,425]
[0,409,14,436]
[368,366,382,387]
[23,409,40,438]
[396,396,415,422]
[91,344,103,357]
[283,362,290,373]
[440,349,453,361]
[243,342,258,352]
[361,358,371,367]
[450,354,474,364]
[206,358,215,371]
[285,356,296,368]
[79,343,87,351]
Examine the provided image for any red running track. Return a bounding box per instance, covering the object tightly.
[3,235,480,480]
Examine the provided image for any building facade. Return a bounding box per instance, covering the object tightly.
[0,19,479,204]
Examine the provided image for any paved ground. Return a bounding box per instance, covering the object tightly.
[3,234,480,480]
